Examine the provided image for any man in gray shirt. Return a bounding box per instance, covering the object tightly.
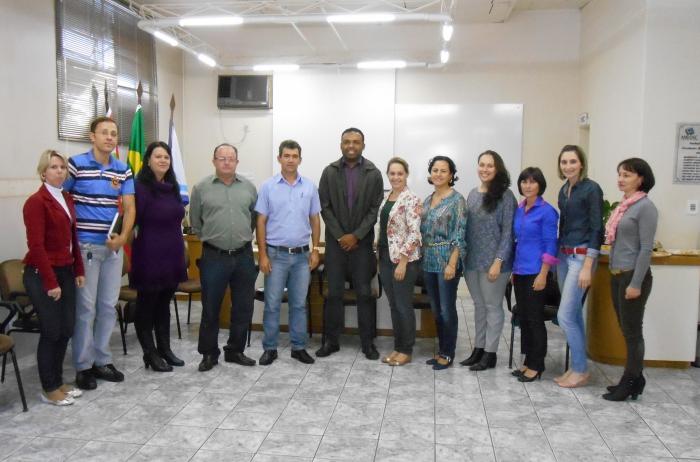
[190,143,258,371]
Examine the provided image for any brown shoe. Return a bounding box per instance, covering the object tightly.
[382,351,399,364]
[389,353,412,366]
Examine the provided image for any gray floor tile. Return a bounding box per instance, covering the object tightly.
[169,402,229,428]
[435,423,491,446]
[251,455,313,462]
[66,441,139,461]
[325,401,385,438]
[493,446,556,462]
[201,429,267,453]
[95,419,160,445]
[257,432,322,458]
[315,435,377,462]
[271,399,335,435]
[146,424,215,448]
[189,450,254,462]
[128,445,197,462]
[435,444,495,462]
[374,439,435,462]
[602,433,673,458]
[379,418,435,444]
[5,436,86,462]
[219,410,280,432]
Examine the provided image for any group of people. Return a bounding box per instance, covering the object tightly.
[22,118,657,407]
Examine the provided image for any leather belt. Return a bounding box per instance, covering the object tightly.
[560,246,587,255]
[267,244,309,254]
[609,268,632,276]
[203,241,250,256]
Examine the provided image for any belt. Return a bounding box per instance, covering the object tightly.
[203,241,250,256]
[561,246,587,255]
[267,244,309,254]
[609,268,632,276]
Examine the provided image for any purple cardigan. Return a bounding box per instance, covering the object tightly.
[130,180,187,291]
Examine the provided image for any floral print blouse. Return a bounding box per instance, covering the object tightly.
[420,190,467,273]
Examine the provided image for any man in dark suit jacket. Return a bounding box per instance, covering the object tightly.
[316,127,384,359]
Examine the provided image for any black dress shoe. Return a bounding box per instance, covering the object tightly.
[224,351,256,366]
[291,349,315,364]
[92,364,124,382]
[76,369,97,390]
[362,344,380,360]
[459,348,484,366]
[259,350,278,366]
[469,352,497,371]
[315,343,340,357]
[158,349,185,367]
[198,354,218,372]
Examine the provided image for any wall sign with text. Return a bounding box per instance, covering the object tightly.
[674,123,700,184]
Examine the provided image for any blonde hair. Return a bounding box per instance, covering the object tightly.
[386,156,410,175]
[37,149,68,180]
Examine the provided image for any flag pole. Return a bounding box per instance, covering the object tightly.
[137,81,143,106]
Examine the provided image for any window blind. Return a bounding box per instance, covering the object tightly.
[55,0,158,144]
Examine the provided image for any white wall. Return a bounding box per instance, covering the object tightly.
[0,0,183,261]
[580,0,700,248]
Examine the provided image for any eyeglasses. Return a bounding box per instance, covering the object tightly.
[214,157,237,163]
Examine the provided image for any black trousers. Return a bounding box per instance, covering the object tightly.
[134,287,176,353]
[611,269,652,376]
[378,247,419,354]
[23,265,76,392]
[324,237,377,347]
[513,274,547,372]
[197,244,257,356]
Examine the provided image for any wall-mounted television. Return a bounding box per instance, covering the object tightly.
[217,75,272,109]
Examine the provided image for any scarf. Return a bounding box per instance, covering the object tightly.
[605,191,647,244]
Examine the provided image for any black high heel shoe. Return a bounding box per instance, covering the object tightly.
[459,348,484,366]
[607,372,645,393]
[469,352,497,371]
[143,351,173,372]
[518,370,543,382]
[603,373,640,401]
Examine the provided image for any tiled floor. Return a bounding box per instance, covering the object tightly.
[2,294,700,462]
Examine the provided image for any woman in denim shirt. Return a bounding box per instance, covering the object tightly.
[420,156,467,370]
[461,150,516,372]
[555,145,603,388]
[512,168,559,382]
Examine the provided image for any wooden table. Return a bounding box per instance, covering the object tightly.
[587,253,700,368]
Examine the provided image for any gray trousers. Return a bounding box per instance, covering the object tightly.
[378,248,419,354]
[465,270,511,353]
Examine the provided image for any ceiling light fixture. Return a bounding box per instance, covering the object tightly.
[252,64,300,72]
[440,49,450,64]
[153,30,178,47]
[179,16,244,27]
[327,13,396,24]
[197,53,217,67]
[442,23,454,42]
[357,60,407,70]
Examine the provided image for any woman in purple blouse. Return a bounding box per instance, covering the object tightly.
[512,168,559,382]
[130,141,187,372]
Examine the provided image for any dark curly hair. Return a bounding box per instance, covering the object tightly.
[427,155,458,186]
[478,150,511,213]
[137,141,181,200]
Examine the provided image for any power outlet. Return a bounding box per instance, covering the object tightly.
[687,200,699,215]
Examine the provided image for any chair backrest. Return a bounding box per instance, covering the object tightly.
[505,271,560,314]
[0,260,30,308]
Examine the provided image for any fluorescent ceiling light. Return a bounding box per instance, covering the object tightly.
[253,64,300,72]
[440,49,450,64]
[197,53,217,67]
[179,16,243,27]
[357,60,407,70]
[442,23,454,41]
[153,30,178,47]
[327,13,396,24]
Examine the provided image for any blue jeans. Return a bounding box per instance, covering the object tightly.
[423,271,459,358]
[72,243,122,372]
[262,247,311,351]
[197,243,257,357]
[556,250,591,373]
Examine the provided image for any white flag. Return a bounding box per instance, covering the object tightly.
[169,119,190,205]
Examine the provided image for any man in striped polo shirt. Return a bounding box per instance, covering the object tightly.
[64,117,136,390]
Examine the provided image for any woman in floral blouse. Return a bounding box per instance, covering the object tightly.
[421,156,467,370]
[377,157,422,366]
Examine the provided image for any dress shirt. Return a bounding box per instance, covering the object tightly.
[557,177,604,256]
[189,174,257,251]
[513,196,559,275]
[342,157,363,211]
[254,173,321,247]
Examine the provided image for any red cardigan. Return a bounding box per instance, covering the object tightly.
[23,185,85,291]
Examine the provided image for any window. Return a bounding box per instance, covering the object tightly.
[55,0,157,144]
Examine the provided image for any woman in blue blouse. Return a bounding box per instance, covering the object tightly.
[421,156,467,370]
[461,150,516,371]
[556,145,603,388]
[512,168,559,382]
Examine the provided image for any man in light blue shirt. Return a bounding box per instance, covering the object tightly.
[255,140,321,365]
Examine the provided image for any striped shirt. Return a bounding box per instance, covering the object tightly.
[63,150,135,244]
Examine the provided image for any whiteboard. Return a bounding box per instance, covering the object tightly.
[272,69,395,187]
[394,103,523,201]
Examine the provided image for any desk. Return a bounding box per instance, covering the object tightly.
[588,254,700,368]
[182,235,436,337]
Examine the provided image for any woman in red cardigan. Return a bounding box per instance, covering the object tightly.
[23,150,85,406]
